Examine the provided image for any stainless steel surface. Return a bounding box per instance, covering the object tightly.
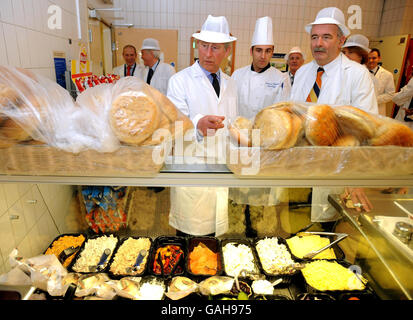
[1,172,413,187]
[0,285,35,300]
[329,193,413,300]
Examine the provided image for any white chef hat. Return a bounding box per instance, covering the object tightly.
[141,38,160,51]
[284,46,306,61]
[192,15,236,43]
[342,34,371,53]
[305,7,350,37]
[251,16,274,47]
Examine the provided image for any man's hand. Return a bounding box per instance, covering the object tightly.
[197,115,225,137]
[341,187,373,212]
[403,107,413,116]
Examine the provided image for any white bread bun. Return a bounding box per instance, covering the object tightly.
[228,116,252,147]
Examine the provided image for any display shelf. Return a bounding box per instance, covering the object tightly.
[0,170,412,187]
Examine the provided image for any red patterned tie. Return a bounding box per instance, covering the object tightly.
[126,65,131,76]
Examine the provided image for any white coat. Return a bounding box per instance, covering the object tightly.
[291,53,378,114]
[112,64,143,78]
[393,77,413,129]
[291,53,379,222]
[371,66,396,116]
[231,65,291,119]
[167,61,238,236]
[142,62,176,95]
[230,64,290,207]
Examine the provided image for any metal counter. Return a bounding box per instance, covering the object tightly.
[329,192,413,300]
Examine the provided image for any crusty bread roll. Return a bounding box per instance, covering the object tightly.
[228,116,252,147]
[282,112,304,148]
[110,94,160,145]
[370,121,413,147]
[332,134,360,147]
[305,104,339,146]
[334,106,377,141]
[253,108,292,149]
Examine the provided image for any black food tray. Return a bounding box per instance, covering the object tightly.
[149,236,187,277]
[107,236,153,280]
[43,233,87,267]
[301,260,377,298]
[220,238,261,278]
[186,236,223,278]
[253,237,301,278]
[68,234,119,274]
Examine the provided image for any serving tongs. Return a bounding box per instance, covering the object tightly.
[126,249,147,274]
[58,246,80,264]
[297,231,348,260]
[88,248,111,272]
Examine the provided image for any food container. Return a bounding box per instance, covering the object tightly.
[221,239,261,279]
[107,236,153,279]
[253,237,301,277]
[285,233,345,262]
[43,233,86,268]
[149,236,186,277]
[69,234,119,274]
[301,260,374,297]
[186,236,223,277]
[296,293,336,301]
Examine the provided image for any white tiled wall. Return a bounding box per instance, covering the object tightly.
[0,184,74,274]
[0,0,90,80]
[113,0,385,71]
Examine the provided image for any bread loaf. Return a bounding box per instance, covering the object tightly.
[370,122,413,147]
[305,104,339,146]
[253,108,292,149]
[334,106,377,141]
[110,94,161,145]
[228,116,252,147]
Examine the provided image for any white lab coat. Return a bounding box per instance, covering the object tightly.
[230,65,290,207]
[142,62,176,95]
[291,53,378,114]
[371,66,396,116]
[231,65,291,120]
[167,61,238,236]
[112,64,143,78]
[292,53,379,222]
[393,77,413,129]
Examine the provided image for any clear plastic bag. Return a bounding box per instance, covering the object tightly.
[0,67,193,153]
[110,76,194,147]
[0,249,68,297]
[227,101,413,177]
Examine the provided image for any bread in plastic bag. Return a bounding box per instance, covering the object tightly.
[109,76,194,147]
[165,276,198,300]
[0,65,120,153]
[228,101,413,149]
[0,249,68,297]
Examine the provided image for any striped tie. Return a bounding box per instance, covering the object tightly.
[306,67,324,102]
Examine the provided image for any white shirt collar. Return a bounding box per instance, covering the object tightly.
[315,53,342,77]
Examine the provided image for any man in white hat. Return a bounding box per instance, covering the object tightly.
[291,7,377,228]
[231,16,290,119]
[284,46,305,86]
[167,15,238,237]
[112,45,143,78]
[140,38,176,95]
[291,7,378,114]
[367,48,395,116]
